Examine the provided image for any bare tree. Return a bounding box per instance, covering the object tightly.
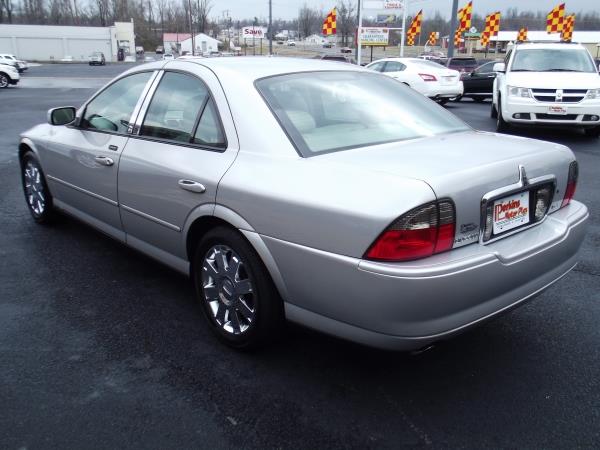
[195,0,211,33]
[337,1,356,46]
[298,3,318,39]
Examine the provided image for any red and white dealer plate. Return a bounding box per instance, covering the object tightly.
[492,191,530,235]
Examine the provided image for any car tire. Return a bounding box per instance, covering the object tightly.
[20,151,55,224]
[193,226,284,350]
[496,97,510,132]
[584,126,600,138]
[472,96,485,103]
[453,95,463,102]
[0,73,9,89]
[438,98,449,105]
[491,101,498,118]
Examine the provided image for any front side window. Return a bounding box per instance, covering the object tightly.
[256,71,469,156]
[367,61,385,72]
[511,48,596,73]
[383,61,405,72]
[82,72,152,133]
[475,62,495,73]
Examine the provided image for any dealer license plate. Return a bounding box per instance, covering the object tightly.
[547,105,568,115]
[492,191,530,235]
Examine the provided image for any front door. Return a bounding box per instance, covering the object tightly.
[41,71,156,237]
[467,61,497,94]
[118,65,238,260]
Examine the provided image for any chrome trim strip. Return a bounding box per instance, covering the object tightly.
[46,175,118,206]
[120,204,181,232]
[479,170,557,245]
[132,70,164,135]
[128,70,161,134]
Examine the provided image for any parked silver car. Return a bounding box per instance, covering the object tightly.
[18,58,588,350]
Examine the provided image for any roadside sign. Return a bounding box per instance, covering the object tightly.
[364,1,403,10]
[242,27,267,40]
[359,27,390,46]
[377,14,397,23]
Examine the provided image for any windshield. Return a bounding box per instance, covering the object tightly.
[255,71,469,156]
[511,48,596,72]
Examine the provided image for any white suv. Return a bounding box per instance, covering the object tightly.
[0,62,20,88]
[492,42,600,137]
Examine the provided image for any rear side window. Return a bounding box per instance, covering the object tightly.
[140,71,226,148]
[82,72,152,133]
[141,72,208,143]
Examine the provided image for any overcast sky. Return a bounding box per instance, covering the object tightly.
[219,0,598,21]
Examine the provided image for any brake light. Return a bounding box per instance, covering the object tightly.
[561,161,578,207]
[419,73,437,82]
[365,200,456,262]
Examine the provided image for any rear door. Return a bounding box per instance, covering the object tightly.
[117,62,239,260]
[41,71,156,238]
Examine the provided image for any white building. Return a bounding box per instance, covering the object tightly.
[179,33,221,55]
[163,33,192,53]
[0,21,135,62]
[304,34,326,45]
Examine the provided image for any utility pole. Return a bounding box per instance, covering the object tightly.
[222,10,231,50]
[357,0,363,65]
[400,1,407,57]
[187,0,195,55]
[447,0,459,58]
[268,0,273,55]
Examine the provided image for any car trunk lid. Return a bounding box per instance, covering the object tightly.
[317,130,574,248]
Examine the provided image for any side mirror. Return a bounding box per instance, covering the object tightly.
[493,62,506,73]
[48,106,76,126]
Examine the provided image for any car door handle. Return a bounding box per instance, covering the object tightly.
[178,179,206,193]
[108,144,118,151]
[94,156,114,166]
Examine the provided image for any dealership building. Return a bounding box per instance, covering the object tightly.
[0,21,136,62]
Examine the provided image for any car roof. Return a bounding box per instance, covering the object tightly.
[514,42,586,51]
[168,56,364,80]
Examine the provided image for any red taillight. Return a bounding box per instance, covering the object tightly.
[561,161,579,207]
[419,73,437,82]
[365,200,456,262]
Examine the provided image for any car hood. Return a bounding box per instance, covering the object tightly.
[507,71,600,89]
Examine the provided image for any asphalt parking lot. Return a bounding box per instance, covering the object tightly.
[1,65,599,448]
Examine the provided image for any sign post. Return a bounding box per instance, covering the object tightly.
[359,1,403,65]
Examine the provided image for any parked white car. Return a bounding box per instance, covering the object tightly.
[162,53,175,61]
[0,54,27,73]
[492,42,600,137]
[366,58,463,104]
[0,62,20,88]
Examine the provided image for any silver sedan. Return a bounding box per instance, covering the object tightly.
[18,57,589,351]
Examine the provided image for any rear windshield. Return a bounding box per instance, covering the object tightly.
[255,71,469,156]
[511,48,596,73]
[450,59,476,66]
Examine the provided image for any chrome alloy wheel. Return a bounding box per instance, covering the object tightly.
[201,245,255,335]
[0,74,8,88]
[23,161,46,215]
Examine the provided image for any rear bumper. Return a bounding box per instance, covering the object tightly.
[264,201,588,350]
[423,82,464,99]
[503,98,600,127]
